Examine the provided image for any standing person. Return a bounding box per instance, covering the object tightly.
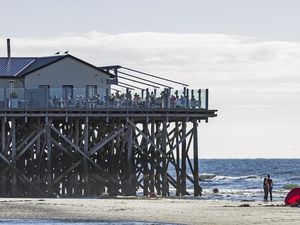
[263,177,269,202]
[267,174,273,202]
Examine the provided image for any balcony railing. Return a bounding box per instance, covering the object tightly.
[0,88,209,111]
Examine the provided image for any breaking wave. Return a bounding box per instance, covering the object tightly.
[201,175,261,181]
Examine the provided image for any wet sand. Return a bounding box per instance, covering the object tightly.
[0,197,299,225]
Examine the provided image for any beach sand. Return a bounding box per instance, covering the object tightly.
[0,197,299,225]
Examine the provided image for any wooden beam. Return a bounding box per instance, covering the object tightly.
[128,120,166,158]
[11,118,17,196]
[193,120,201,196]
[16,128,44,160]
[48,122,121,188]
[166,128,193,155]
[88,125,127,156]
[46,119,52,195]
[161,118,168,196]
[84,116,89,195]
[181,120,187,196]
[1,118,6,195]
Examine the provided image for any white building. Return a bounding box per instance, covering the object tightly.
[0,46,115,108]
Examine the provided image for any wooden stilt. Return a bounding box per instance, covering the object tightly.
[175,121,180,196]
[124,124,135,195]
[0,105,215,197]
[193,120,201,196]
[84,116,89,195]
[155,122,161,195]
[149,119,155,194]
[142,122,149,196]
[1,118,6,195]
[181,120,187,195]
[162,118,168,196]
[11,119,17,196]
[46,119,52,196]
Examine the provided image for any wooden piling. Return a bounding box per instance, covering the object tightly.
[0,107,216,197]
[193,120,201,196]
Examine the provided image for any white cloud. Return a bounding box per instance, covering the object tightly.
[1,32,300,157]
[2,32,299,90]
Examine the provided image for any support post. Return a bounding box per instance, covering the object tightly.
[46,119,52,196]
[74,119,80,196]
[193,120,201,196]
[198,89,202,108]
[186,88,189,108]
[142,122,149,196]
[149,120,155,193]
[1,118,6,195]
[36,118,41,187]
[146,88,149,109]
[181,120,187,195]
[175,121,180,196]
[205,89,209,111]
[162,118,168,196]
[155,122,161,195]
[11,119,17,196]
[84,116,89,195]
[125,124,136,195]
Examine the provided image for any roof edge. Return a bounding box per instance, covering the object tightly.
[17,55,68,77]
[19,54,115,78]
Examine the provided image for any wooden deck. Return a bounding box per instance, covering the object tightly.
[0,108,217,120]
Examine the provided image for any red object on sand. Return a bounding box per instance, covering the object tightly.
[285,188,300,205]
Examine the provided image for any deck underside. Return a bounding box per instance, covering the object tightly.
[0,109,216,197]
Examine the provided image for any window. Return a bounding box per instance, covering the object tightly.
[86,85,97,98]
[39,85,50,95]
[62,85,73,100]
[39,85,50,105]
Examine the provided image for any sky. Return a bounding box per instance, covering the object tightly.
[1,0,300,158]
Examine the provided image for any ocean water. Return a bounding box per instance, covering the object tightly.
[169,159,300,201]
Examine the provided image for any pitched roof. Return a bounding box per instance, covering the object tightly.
[0,55,114,78]
[0,57,36,77]
[18,55,64,76]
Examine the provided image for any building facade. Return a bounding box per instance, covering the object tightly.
[0,54,114,108]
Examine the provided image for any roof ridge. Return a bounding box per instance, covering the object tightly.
[35,55,65,59]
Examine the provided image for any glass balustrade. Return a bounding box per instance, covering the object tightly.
[0,87,209,110]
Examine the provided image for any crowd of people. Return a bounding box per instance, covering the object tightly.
[47,90,201,109]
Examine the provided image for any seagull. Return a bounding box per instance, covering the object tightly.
[55,51,60,55]
[64,50,69,54]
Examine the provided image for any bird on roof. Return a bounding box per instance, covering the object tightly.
[64,50,69,54]
[55,52,60,55]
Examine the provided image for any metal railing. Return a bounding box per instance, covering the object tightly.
[0,88,209,111]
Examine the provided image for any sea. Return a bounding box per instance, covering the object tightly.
[168,159,300,202]
[0,159,297,225]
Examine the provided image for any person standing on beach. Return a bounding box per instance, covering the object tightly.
[263,178,269,202]
[267,175,273,202]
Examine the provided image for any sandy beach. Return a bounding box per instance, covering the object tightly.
[0,197,299,225]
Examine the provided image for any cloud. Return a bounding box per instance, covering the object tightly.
[1,32,299,113]
[1,32,300,157]
[1,31,299,109]
[1,32,300,91]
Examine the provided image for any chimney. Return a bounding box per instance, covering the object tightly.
[7,38,11,58]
